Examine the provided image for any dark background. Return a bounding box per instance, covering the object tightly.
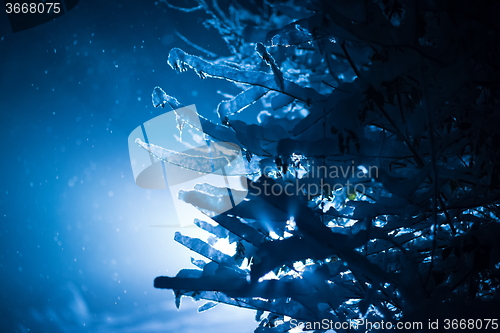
[0,1,255,332]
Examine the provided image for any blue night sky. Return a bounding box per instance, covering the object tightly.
[0,1,255,332]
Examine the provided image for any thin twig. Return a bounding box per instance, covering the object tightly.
[439,196,456,235]
[175,30,218,58]
[340,41,361,78]
[373,100,425,168]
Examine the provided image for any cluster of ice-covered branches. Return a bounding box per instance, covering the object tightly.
[146,0,500,331]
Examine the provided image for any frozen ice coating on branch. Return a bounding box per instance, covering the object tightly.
[174,106,205,141]
[135,138,255,176]
[217,86,268,120]
[271,23,314,47]
[151,86,182,109]
[167,48,323,103]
